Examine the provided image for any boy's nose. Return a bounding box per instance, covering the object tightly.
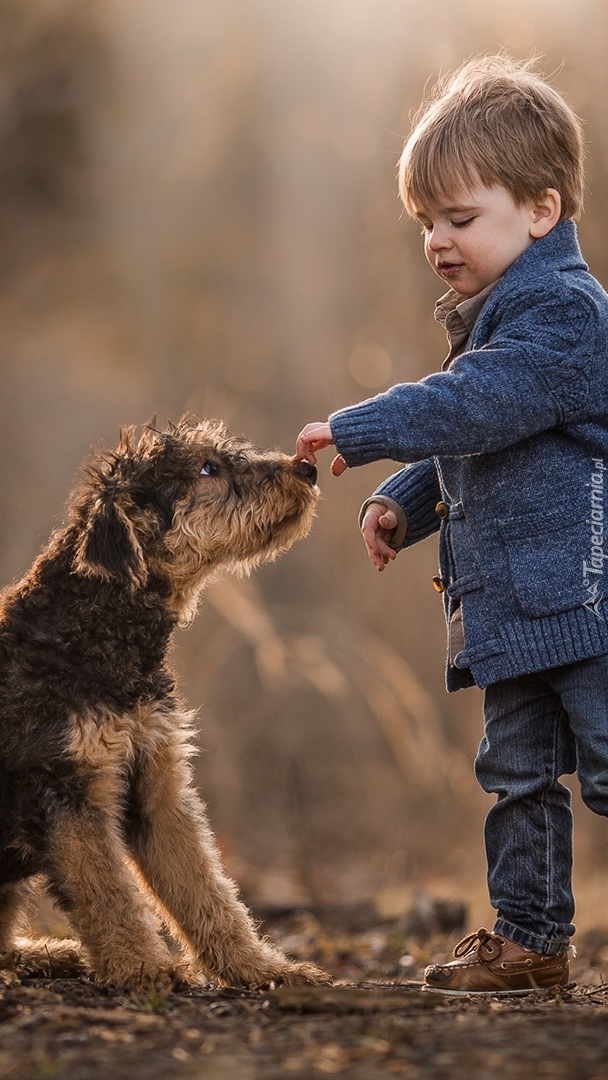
[427,228,452,252]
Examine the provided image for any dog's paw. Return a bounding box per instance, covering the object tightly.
[9,937,89,979]
[94,957,178,992]
[169,963,208,992]
[272,960,333,987]
[233,959,332,989]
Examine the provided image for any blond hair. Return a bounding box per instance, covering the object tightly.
[398,55,585,220]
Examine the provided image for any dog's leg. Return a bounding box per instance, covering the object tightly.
[126,719,331,988]
[44,804,177,990]
[0,880,32,954]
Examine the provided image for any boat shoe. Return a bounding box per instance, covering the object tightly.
[424,928,570,995]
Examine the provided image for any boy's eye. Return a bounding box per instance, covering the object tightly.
[200,460,219,477]
[451,217,474,228]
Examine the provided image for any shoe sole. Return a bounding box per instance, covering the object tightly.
[423,983,569,997]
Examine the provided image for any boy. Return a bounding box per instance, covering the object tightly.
[295,55,608,994]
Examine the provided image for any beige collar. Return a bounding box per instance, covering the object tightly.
[435,281,497,370]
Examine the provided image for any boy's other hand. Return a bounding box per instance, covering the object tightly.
[295,422,347,476]
[361,502,399,571]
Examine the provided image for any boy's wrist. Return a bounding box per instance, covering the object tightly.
[359,496,408,550]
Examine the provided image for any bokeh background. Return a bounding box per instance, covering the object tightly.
[2,0,608,931]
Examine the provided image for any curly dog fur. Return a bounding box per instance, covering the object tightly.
[0,416,330,990]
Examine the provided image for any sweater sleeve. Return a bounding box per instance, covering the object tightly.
[369,458,441,549]
[330,288,595,467]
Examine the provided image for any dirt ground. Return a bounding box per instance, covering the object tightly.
[3,907,608,1080]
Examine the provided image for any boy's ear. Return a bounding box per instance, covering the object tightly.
[529,188,562,238]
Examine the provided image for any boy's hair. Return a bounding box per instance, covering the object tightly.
[399,54,585,221]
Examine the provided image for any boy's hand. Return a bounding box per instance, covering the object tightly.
[361,502,399,571]
[295,422,347,476]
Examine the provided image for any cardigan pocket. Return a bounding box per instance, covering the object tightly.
[497,505,591,618]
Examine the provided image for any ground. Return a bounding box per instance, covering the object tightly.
[2,907,608,1079]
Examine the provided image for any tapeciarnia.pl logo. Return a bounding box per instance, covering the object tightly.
[583,458,607,616]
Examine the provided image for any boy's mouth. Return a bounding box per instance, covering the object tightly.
[438,261,464,278]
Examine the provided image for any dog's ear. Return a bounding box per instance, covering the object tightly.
[73,492,148,590]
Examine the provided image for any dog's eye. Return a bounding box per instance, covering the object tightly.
[200,461,219,477]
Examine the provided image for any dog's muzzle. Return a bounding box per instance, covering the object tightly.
[293,459,318,485]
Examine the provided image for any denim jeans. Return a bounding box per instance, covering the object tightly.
[476,653,608,957]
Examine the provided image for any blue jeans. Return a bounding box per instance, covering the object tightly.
[477,654,608,957]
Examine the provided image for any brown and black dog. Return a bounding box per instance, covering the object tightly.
[0,416,330,990]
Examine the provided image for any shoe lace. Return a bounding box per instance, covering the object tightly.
[453,928,504,962]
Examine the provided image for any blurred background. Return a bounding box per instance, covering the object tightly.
[2,0,608,931]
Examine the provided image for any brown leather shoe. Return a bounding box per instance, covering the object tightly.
[424,928,570,995]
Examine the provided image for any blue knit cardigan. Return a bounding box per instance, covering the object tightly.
[330,220,608,690]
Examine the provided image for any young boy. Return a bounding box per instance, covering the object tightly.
[295,55,608,994]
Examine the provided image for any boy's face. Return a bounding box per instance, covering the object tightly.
[415,182,550,298]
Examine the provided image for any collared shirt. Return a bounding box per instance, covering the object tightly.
[435,281,498,369]
[434,282,497,663]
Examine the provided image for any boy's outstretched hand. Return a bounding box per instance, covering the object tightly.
[361,502,399,571]
[296,424,397,570]
[295,422,347,476]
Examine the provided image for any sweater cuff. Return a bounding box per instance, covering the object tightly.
[358,496,408,551]
[329,399,396,466]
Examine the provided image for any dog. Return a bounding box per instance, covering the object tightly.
[0,415,331,990]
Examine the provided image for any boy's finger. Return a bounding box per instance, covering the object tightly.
[374,534,397,561]
[378,511,398,530]
[377,543,397,561]
[361,523,381,549]
[365,542,384,570]
[295,426,332,463]
[330,454,347,476]
[373,551,390,571]
[363,531,395,571]
[295,434,320,463]
[294,444,317,464]
[295,447,319,464]
[296,422,331,446]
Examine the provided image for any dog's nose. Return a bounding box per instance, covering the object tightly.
[293,459,318,485]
